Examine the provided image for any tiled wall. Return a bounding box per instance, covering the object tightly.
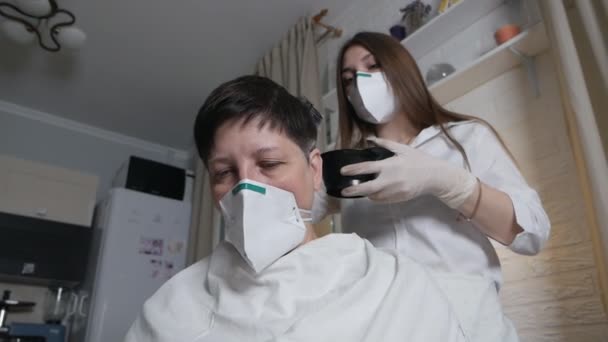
[446,51,608,341]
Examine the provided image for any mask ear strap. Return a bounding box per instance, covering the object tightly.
[298,209,313,222]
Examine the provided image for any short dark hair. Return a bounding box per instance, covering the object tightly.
[194,75,322,166]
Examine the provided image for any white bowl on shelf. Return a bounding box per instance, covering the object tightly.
[426,63,456,85]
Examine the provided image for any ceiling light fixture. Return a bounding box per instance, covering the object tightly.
[0,0,85,52]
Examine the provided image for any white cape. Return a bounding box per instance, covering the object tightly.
[125,234,517,342]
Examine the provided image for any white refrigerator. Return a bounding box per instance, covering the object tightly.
[71,188,192,342]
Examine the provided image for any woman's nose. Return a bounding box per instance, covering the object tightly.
[237,167,261,183]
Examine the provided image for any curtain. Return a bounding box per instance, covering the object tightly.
[539,0,608,308]
[256,16,333,236]
[255,17,323,115]
[186,158,221,264]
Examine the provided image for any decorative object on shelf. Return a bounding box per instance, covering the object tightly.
[312,9,342,44]
[400,0,432,35]
[389,24,407,40]
[0,0,85,52]
[425,63,455,85]
[494,24,521,45]
[438,0,461,14]
[429,23,548,104]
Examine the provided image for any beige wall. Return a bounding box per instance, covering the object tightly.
[445,51,608,341]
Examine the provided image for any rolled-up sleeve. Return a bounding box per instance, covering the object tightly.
[472,125,551,255]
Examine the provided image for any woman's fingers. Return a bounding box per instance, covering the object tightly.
[341,160,383,176]
[341,179,382,197]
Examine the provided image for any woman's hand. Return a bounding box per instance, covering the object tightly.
[341,137,477,208]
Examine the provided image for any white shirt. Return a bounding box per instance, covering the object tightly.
[313,121,551,287]
[125,234,518,342]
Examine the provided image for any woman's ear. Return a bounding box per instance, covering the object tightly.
[309,148,323,192]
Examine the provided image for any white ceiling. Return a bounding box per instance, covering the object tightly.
[0,0,353,150]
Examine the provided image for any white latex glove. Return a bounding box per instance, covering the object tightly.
[341,137,478,209]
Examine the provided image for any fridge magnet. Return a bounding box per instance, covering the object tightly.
[139,237,164,256]
[167,240,185,255]
[164,260,175,280]
[148,258,163,279]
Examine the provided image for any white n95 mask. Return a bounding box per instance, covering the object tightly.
[347,71,397,124]
[219,179,311,273]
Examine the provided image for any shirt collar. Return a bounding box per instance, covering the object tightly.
[410,120,472,148]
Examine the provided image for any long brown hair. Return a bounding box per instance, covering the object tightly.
[336,32,510,169]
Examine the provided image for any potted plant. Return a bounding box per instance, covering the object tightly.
[400,0,432,35]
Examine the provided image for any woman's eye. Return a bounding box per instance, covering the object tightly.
[369,63,380,70]
[213,169,234,181]
[260,161,282,170]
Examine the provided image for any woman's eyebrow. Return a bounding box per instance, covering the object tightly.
[208,156,230,166]
[254,146,280,157]
[342,53,374,74]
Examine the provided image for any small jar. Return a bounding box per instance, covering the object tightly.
[495,24,521,45]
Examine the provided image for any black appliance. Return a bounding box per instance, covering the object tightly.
[0,212,92,287]
[114,156,186,201]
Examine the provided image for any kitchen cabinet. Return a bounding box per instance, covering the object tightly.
[0,155,98,226]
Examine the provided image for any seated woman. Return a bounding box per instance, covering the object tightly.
[124,76,517,342]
